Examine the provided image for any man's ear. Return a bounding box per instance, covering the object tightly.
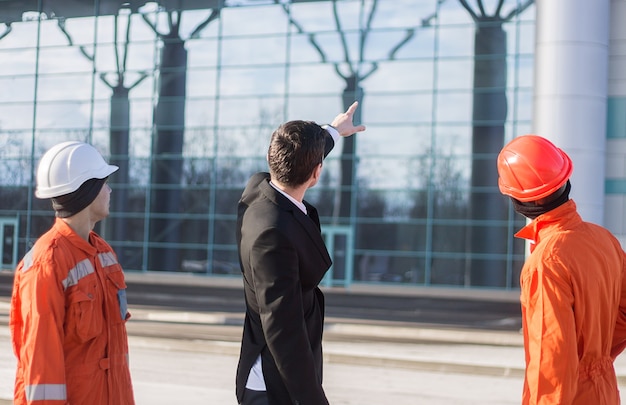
[314,163,322,180]
[308,163,323,188]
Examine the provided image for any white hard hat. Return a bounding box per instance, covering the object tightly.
[35,141,119,199]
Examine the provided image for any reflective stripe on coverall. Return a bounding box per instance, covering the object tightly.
[515,200,626,405]
[10,218,134,405]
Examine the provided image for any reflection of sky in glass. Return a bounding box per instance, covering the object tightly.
[0,0,535,191]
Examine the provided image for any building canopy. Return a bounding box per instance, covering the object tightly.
[0,0,320,24]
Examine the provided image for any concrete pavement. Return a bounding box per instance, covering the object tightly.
[2,272,626,403]
[0,296,530,404]
[3,306,626,404]
[125,304,526,376]
[0,327,529,405]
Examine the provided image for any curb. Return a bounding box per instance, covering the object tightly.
[323,322,523,347]
[126,334,527,380]
[324,351,526,378]
[121,271,521,303]
[126,305,524,346]
[0,301,524,347]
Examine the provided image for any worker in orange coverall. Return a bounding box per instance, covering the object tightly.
[497,134,626,404]
[10,141,134,405]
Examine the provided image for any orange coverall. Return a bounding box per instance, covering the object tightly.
[515,200,626,404]
[10,218,134,405]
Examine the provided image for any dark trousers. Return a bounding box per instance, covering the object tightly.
[241,388,269,405]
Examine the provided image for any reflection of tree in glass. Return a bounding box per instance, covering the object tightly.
[457,0,533,287]
[409,147,466,285]
[57,10,148,263]
[141,6,219,271]
[276,0,444,226]
[177,108,277,274]
[0,23,11,40]
[0,129,33,187]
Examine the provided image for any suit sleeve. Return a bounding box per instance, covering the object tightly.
[322,125,338,159]
[250,228,329,404]
[522,260,577,404]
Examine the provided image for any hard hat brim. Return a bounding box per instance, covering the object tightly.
[35,164,118,199]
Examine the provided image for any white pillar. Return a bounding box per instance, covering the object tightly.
[533,0,610,224]
[604,0,626,244]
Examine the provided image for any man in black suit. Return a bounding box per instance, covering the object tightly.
[235,102,366,405]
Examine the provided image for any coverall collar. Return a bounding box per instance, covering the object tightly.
[514,200,582,251]
[53,218,98,256]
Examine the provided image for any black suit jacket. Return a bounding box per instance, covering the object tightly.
[235,171,332,405]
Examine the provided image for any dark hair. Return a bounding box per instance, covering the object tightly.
[267,120,326,187]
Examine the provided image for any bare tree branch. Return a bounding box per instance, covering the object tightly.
[389,29,415,60]
[100,72,115,89]
[190,9,220,39]
[422,0,448,26]
[168,10,182,36]
[276,0,442,81]
[56,18,94,61]
[91,10,149,92]
[100,70,148,91]
[123,13,132,73]
[128,73,149,91]
[476,0,487,17]
[458,0,479,22]
[390,0,446,60]
[332,0,354,76]
[114,15,122,83]
[168,10,175,32]
[359,61,378,81]
[358,0,378,62]
[333,64,349,81]
[141,12,163,36]
[421,13,436,27]
[460,0,533,22]
[503,0,534,22]
[57,18,73,44]
[0,23,12,41]
[274,0,328,63]
[144,6,217,41]
[495,0,506,17]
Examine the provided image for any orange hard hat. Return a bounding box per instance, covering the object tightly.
[497,135,573,202]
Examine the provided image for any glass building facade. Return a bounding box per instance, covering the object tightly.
[0,0,536,289]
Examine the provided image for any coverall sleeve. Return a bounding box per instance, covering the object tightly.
[250,228,329,405]
[611,251,626,359]
[522,261,577,405]
[14,257,68,405]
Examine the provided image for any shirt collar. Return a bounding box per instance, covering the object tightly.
[514,199,582,247]
[269,181,307,215]
[53,218,98,255]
